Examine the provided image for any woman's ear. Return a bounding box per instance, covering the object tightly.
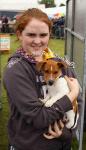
[16,30,22,41]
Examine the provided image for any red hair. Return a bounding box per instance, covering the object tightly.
[14,8,52,33]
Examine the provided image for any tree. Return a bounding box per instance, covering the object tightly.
[38,0,56,8]
[59,3,65,7]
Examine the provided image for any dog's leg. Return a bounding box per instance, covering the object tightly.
[40,95,50,104]
[71,113,79,129]
[65,110,76,129]
[44,93,63,107]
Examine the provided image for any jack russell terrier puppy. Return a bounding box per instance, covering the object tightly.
[36,59,79,129]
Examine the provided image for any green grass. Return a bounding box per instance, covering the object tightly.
[49,38,65,57]
[0,35,86,150]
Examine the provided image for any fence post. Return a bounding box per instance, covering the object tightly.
[79,36,86,150]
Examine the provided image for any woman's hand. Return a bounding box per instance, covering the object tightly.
[43,120,64,139]
[65,76,80,102]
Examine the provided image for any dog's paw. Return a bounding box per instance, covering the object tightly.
[66,121,74,129]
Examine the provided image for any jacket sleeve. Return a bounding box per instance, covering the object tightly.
[3,61,73,129]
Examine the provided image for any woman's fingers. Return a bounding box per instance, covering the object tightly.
[43,124,56,139]
[49,123,60,137]
[65,76,79,91]
[65,76,80,102]
[58,120,64,129]
[43,121,64,139]
[54,120,64,136]
[43,123,60,139]
[43,133,55,139]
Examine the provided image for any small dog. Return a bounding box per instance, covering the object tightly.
[36,59,79,129]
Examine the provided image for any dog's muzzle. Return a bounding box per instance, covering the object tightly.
[47,80,54,86]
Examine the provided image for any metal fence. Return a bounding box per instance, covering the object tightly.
[0,52,1,109]
[65,0,86,150]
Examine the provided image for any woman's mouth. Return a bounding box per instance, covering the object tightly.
[28,48,43,57]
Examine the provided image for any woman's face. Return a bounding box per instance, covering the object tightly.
[18,18,50,57]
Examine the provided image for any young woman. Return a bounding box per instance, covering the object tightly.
[3,8,81,150]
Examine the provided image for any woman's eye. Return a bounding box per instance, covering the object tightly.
[45,70,49,73]
[26,33,36,37]
[40,33,48,37]
[26,33,48,37]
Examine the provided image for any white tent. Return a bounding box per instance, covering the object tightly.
[0,0,45,11]
[42,6,66,16]
[0,0,66,11]
[0,0,66,19]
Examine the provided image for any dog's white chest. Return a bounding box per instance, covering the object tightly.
[48,77,70,97]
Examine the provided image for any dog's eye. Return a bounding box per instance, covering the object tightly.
[54,71,58,74]
[45,70,49,73]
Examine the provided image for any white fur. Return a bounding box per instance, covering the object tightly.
[41,77,79,129]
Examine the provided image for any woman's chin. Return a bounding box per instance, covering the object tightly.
[33,53,43,57]
[31,51,43,57]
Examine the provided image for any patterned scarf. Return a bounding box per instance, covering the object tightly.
[16,47,55,63]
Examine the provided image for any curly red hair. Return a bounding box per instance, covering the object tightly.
[14,8,52,33]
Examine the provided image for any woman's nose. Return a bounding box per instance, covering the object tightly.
[33,37,41,44]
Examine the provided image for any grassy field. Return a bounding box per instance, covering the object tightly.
[0,35,86,150]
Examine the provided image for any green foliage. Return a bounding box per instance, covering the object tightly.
[38,0,56,8]
[59,3,65,7]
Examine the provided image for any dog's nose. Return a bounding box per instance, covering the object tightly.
[48,80,54,86]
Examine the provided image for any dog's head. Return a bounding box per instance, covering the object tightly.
[36,59,68,86]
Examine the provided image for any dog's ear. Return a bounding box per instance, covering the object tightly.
[57,62,68,69]
[36,61,46,72]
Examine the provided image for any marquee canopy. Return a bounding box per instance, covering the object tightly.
[42,6,66,19]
